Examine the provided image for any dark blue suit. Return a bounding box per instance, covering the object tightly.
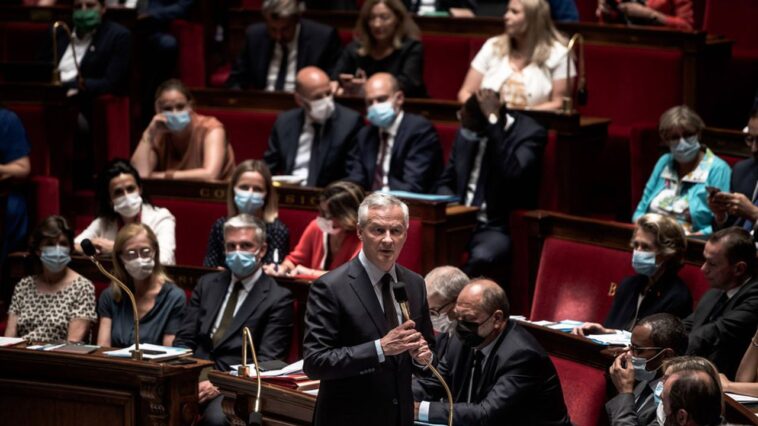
[721,157,758,228]
[264,104,363,187]
[346,112,442,193]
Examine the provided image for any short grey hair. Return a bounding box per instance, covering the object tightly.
[262,0,300,18]
[357,193,409,228]
[425,266,469,304]
[223,214,267,245]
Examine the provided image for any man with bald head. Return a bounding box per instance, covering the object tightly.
[346,72,442,193]
[265,66,362,187]
[413,279,572,425]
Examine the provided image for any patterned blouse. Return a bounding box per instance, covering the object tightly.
[203,216,291,267]
[8,275,97,342]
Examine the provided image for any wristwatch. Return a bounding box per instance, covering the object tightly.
[487,112,498,125]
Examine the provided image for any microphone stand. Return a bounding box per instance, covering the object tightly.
[238,326,263,425]
[562,33,585,115]
[51,21,84,88]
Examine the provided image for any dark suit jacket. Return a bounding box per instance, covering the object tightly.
[346,112,442,193]
[605,379,659,426]
[264,104,363,187]
[174,270,293,371]
[226,19,341,90]
[436,111,546,229]
[413,321,571,425]
[603,272,692,331]
[683,276,758,379]
[720,157,758,228]
[303,257,435,426]
[146,0,193,22]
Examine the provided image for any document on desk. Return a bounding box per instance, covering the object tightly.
[587,331,632,346]
[104,343,191,361]
[414,421,446,426]
[726,392,758,404]
[0,337,24,347]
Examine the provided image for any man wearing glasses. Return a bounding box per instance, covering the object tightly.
[174,214,294,426]
[605,313,688,426]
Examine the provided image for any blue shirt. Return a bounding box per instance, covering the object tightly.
[547,0,579,22]
[0,108,31,258]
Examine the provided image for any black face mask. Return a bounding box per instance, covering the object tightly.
[455,313,494,348]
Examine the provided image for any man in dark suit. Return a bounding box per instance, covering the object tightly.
[436,90,545,286]
[226,0,341,91]
[605,313,689,426]
[303,193,435,426]
[264,66,362,187]
[685,227,758,379]
[346,72,442,193]
[659,364,723,426]
[413,279,571,425]
[424,266,469,361]
[174,214,293,426]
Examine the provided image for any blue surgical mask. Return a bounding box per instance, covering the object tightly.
[367,100,397,129]
[40,245,71,273]
[670,135,700,163]
[654,380,664,406]
[631,355,657,382]
[460,127,481,141]
[234,189,265,214]
[225,251,258,278]
[632,250,658,277]
[164,110,191,132]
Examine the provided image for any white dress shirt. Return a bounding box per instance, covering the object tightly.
[358,250,402,363]
[292,117,318,184]
[59,30,93,83]
[377,111,404,191]
[265,25,300,92]
[211,268,263,338]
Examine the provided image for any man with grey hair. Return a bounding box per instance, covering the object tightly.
[425,266,469,359]
[175,214,293,426]
[304,193,435,426]
[226,0,341,91]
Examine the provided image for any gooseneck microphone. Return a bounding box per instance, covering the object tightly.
[392,282,454,426]
[81,239,144,360]
[238,326,263,425]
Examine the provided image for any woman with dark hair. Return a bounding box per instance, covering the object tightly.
[5,216,96,342]
[97,223,185,348]
[74,159,176,264]
[204,160,290,267]
[331,0,427,98]
[131,78,236,181]
[264,181,364,278]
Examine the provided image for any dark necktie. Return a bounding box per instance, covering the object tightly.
[381,273,399,329]
[213,281,243,347]
[635,383,653,411]
[471,140,490,207]
[274,43,289,91]
[467,350,484,403]
[306,122,322,187]
[372,131,390,191]
[706,292,729,323]
[741,188,758,230]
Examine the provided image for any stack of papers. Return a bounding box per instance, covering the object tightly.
[104,343,191,361]
[0,337,24,347]
[587,331,632,346]
[232,360,319,391]
[233,359,304,378]
[726,392,758,404]
[546,320,585,332]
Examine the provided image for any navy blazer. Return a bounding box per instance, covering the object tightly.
[436,111,546,229]
[264,104,363,187]
[226,19,341,90]
[174,270,293,371]
[683,276,758,379]
[721,157,758,228]
[413,321,572,425]
[346,112,442,193]
[303,257,435,426]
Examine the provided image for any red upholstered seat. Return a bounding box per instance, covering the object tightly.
[0,22,48,62]
[29,176,60,224]
[150,198,227,266]
[550,355,609,426]
[433,122,458,166]
[8,103,49,176]
[194,108,279,162]
[210,63,231,88]
[538,130,559,211]
[397,218,422,273]
[678,263,709,308]
[287,298,302,363]
[573,0,600,21]
[421,35,470,100]
[278,208,318,250]
[629,122,663,214]
[704,0,758,57]
[92,95,131,165]
[170,20,206,87]
[338,29,353,47]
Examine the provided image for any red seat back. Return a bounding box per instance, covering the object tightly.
[278,208,318,250]
[195,108,278,161]
[8,103,49,176]
[397,218,422,273]
[678,263,710,308]
[703,0,758,55]
[170,20,206,87]
[433,122,458,167]
[421,35,470,100]
[550,355,609,426]
[29,176,60,224]
[150,198,227,266]
[538,130,559,211]
[629,122,664,213]
[92,95,131,165]
[0,22,48,62]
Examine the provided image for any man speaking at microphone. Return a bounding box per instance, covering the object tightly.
[303,192,435,426]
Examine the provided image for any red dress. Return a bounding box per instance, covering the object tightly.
[285,219,362,271]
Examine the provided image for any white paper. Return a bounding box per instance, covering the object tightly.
[726,392,758,404]
[232,359,305,378]
[104,343,191,360]
[587,331,632,346]
[0,337,25,347]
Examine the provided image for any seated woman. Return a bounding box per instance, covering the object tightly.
[97,223,185,348]
[457,0,575,110]
[633,106,731,235]
[0,108,31,265]
[573,213,692,336]
[597,0,694,32]
[5,216,96,342]
[264,181,364,278]
[204,160,290,267]
[721,327,758,397]
[131,79,236,181]
[331,0,427,98]
[75,159,176,264]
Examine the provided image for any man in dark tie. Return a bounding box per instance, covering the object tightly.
[436,89,546,286]
[174,214,293,426]
[685,227,758,379]
[413,279,572,425]
[303,193,435,426]
[346,72,442,193]
[226,0,341,91]
[264,66,363,187]
[605,313,689,426]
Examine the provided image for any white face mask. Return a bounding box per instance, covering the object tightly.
[113,192,142,219]
[431,312,452,333]
[656,399,666,425]
[123,257,155,280]
[316,216,340,235]
[308,95,335,123]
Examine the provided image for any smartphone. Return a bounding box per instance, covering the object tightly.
[705,186,720,195]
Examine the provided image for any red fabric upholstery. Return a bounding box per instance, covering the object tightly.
[0,22,48,62]
[210,63,231,88]
[287,298,302,363]
[240,0,263,8]
[92,95,131,165]
[338,29,353,47]
[629,122,664,214]
[433,122,458,166]
[538,130,560,211]
[550,355,609,426]
[530,237,633,322]
[678,263,710,309]
[194,107,278,161]
[421,35,471,100]
[170,20,206,87]
[574,0,600,21]
[397,218,422,273]
[278,208,318,250]
[508,210,532,316]
[703,0,758,56]
[467,37,487,62]
[29,176,60,225]
[8,103,49,176]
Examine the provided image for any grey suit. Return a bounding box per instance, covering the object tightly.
[605,380,659,426]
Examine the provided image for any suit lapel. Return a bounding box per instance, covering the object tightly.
[347,258,387,336]
[296,24,309,70]
[201,271,233,336]
[216,274,271,348]
[474,325,508,399]
[388,114,408,177]
[258,39,274,89]
[365,128,381,186]
[284,111,306,173]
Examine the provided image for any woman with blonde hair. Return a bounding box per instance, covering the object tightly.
[458,0,574,110]
[97,223,185,348]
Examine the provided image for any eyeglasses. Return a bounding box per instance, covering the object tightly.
[745,134,758,146]
[430,300,455,317]
[627,344,664,356]
[121,247,154,261]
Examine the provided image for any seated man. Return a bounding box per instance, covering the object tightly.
[424,266,469,360]
[659,358,723,426]
[264,66,362,187]
[413,279,572,425]
[226,0,341,91]
[346,72,442,193]
[436,90,546,285]
[686,227,758,379]
[174,214,293,426]
[606,313,689,426]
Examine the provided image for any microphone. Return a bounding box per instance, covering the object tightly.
[239,326,263,425]
[392,282,454,426]
[562,33,587,114]
[81,238,144,360]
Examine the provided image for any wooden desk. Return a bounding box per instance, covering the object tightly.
[516,320,615,370]
[725,394,758,425]
[0,343,212,426]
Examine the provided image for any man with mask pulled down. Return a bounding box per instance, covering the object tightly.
[264,66,363,187]
[413,279,572,425]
